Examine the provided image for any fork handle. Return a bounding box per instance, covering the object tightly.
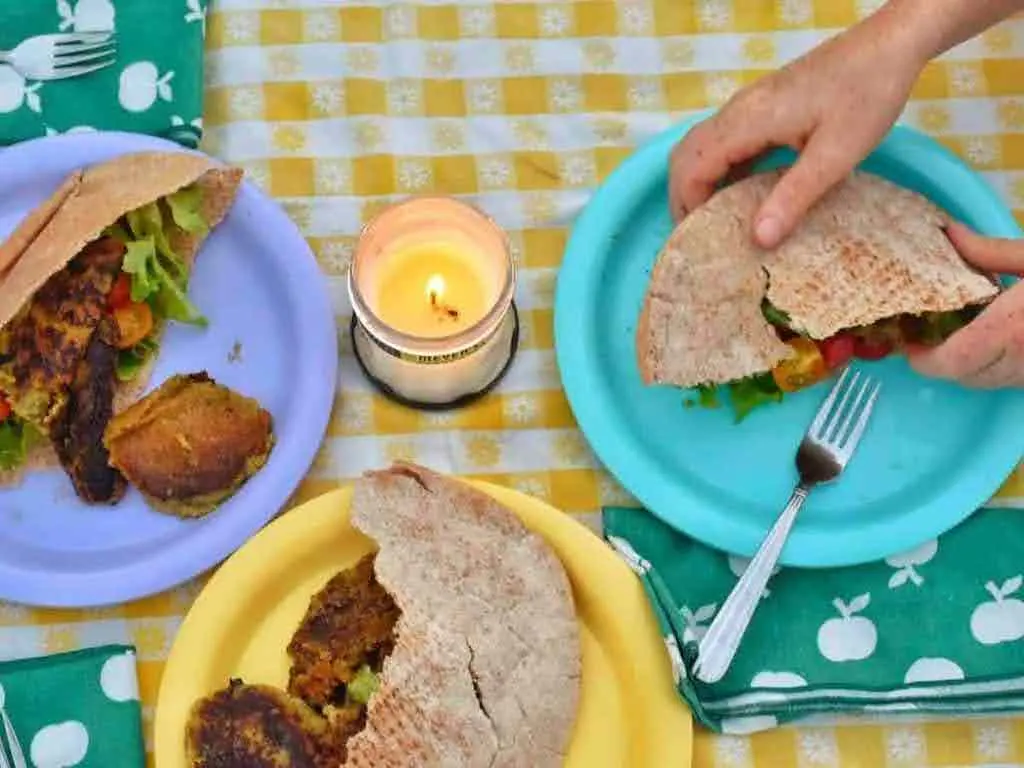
[695,484,809,684]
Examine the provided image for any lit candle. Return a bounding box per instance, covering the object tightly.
[348,197,518,408]
[372,242,490,338]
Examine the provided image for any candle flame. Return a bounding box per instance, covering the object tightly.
[425,274,445,304]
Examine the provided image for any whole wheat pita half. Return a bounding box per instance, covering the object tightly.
[0,152,243,484]
[637,169,999,388]
[350,463,581,768]
[0,151,242,328]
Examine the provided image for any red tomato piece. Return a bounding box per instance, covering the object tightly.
[819,334,856,370]
[108,273,132,310]
[853,336,893,361]
[0,397,11,421]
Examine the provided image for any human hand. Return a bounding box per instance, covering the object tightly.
[909,222,1024,389]
[669,5,928,248]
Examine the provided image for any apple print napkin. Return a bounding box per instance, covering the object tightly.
[0,0,205,147]
[0,645,145,767]
[604,506,1024,734]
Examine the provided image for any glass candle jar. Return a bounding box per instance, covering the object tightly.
[347,197,518,408]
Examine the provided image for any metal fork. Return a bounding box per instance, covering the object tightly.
[0,32,116,81]
[0,707,26,768]
[693,368,881,684]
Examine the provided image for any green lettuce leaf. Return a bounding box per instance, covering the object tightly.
[166,186,209,235]
[696,383,719,408]
[0,419,38,471]
[728,374,783,423]
[118,188,208,327]
[116,337,160,382]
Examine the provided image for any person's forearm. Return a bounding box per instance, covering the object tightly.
[879,0,1023,65]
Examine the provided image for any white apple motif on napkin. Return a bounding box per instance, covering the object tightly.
[57,0,115,32]
[885,539,937,589]
[904,657,965,684]
[30,721,89,767]
[118,62,174,113]
[817,594,877,662]
[970,576,1024,645]
[0,66,42,114]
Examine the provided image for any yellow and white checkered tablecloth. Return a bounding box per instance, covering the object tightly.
[4,1,1024,766]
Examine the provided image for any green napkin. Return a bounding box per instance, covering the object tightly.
[0,645,144,767]
[604,506,1024,734]
[0,0,205,147]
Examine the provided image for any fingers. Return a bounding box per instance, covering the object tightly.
[752,128,855,248]
[668,117,772,222]
[908,288,1024,387]
[945,221,1024,274]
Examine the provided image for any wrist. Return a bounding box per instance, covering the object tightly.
[868,0,950,69]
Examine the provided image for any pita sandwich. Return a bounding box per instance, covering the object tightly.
[0,152,242,498]
[637,170,999,420]
[186,463,582,768]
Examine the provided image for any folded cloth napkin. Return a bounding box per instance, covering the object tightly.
[0,0,206,146]
[604,506,1024,734]
[0,645,144,766]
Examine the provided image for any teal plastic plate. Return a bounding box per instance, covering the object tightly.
[555,113,1024,567]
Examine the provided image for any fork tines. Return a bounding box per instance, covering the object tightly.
[809,368,881,458]
[53,32,117,74]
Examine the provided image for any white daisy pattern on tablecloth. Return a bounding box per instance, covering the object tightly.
[549,79,583,111]
[467,81,501,113]
[318,239,354,274]
[779,0,813,24]
[558,153,596,186]
[540,6,571,36]
[459,5,495,37]
[886,727,925,762]
[628,77,663,110]
[698,0,731,30]
[228,86,263,120]
[387,80,422,116]
[311,83,344,115]
[964,136,1000,166]
[504,393,540,424]
[315,160,352,194]
[385,4,416,37]
[715,734,752,767]
[224,12,258,43]
[620,1,654,34]
[397,159,432,191]
[949,63,985,96]
[479,156,514,188]
[303,9,338,41]
[798,730,839,765]
[705,73,741,105]
[975,723,1011,759]
[338,393,372,432]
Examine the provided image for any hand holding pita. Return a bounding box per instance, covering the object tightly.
[909,223,1024,388]
[669,8,925,249]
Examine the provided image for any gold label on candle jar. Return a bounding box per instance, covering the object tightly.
[368,328,492,364]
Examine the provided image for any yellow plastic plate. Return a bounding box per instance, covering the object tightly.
[154,481,693,766]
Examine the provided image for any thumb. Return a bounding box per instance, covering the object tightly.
[945,221,1024,274]
[752,130,854,249]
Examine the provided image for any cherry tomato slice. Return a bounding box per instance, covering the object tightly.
[772,337,829,393]
[819,334,856,370]
[853,336,893,361]
[113,302,154,350]
[108,273,132,310]
[0,398,11,421]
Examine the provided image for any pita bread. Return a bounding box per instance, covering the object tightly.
[0,152,243,485]
[637,170,999,388]
[350,463,581,768]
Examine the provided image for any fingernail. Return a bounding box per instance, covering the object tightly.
[755,215,782,248]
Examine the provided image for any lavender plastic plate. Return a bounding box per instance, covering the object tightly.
[0,132,338,607]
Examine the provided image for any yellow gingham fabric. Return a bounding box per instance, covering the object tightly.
[2,2,1024,766]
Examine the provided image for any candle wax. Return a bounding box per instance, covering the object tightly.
[373,242,491,338]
